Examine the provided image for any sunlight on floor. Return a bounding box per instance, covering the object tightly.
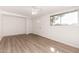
[50,47,60,53]
[50,47,56,52]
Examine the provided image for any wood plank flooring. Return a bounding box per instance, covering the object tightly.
[0,34,79,53]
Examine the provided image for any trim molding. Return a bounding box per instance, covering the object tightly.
[0,9,26,18]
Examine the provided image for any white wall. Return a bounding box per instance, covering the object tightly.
[26,17,32,34]
[32,12,79,48]
[2,14,26,36]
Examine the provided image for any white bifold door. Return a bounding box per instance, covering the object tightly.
[2,14,26,36]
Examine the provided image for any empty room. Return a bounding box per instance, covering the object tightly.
[0,6,79,53]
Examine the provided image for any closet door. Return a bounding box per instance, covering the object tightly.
[0,19,1,40]
[2,15,26,36]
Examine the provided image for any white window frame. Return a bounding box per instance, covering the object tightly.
[50,10,79,26]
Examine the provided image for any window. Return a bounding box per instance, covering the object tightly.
[50,11,78,26]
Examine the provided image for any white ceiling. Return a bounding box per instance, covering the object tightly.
[0,6,79,19]
[0,6,32,17]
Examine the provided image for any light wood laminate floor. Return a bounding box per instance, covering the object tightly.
[0,34,79,53]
